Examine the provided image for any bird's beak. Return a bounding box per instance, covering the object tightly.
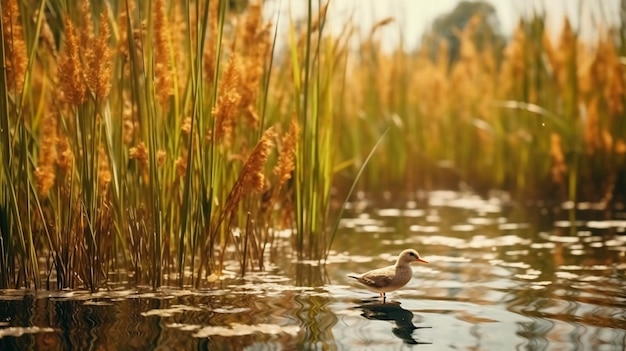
[417,258,428,264]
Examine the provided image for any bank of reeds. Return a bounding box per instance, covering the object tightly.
[0,0,318,290]
[342,13,626,205]
[1,1,624,290]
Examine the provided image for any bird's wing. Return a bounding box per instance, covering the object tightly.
[359,266,395,288]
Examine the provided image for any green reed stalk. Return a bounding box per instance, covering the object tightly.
[177,0,207,287]
[126,1,150,286]
[292,1,312,259]
[0,3,42,288]
[0,10,11,288]
[289,0,336,260]
[194,0,229,287]
[144,0,163,289]
[19,117,38,288]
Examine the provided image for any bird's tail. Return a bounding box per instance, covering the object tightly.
[347,274,359,279]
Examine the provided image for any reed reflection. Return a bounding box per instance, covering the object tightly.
[355,300,431,345]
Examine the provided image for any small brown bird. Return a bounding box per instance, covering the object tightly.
[348,249,428,301]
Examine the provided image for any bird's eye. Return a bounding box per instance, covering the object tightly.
[409,252,417,257]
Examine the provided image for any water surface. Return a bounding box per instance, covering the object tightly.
[1,191,625,350]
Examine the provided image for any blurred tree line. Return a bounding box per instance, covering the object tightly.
[423,1,505,65]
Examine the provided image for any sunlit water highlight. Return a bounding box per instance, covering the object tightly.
[1,191,625,350]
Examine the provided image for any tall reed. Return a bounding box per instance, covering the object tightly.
[0,0,313,290]
[342,9,625,205]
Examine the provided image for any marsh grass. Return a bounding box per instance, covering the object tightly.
[342,11,626,205]
[0,0,309,290]
[0,1,625,290]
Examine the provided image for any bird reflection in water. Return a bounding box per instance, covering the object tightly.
[355,300,431,345]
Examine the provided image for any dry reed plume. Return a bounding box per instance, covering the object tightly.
[263,119,299,224]
[223,127,276,219]
[85,13,113,100]
[98,144,112,191]
[129,142,149,182]
[58,19,86,106]
[212,54,242,144]
[238,1,271,127]
[206,126,277,275]
[154,0,175,106]
[1,0,27,95]
[274,119,299,187]
[78,0,94,47]
[56,136,74,177]
[34,114,59,197]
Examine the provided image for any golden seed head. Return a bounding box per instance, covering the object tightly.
[129,142,149,169]
[157,150,166,167]
[223,127,276,219]
[213,55,242,145]
[242,1,262,49]
[123,119,134,145]
[241,127,276,192]
[58,19,87,106]
[85,12,112,99]
[154,0,174,106]
[1,0,27,95]
[78,0,94,47]
[35,113,59,197]
[57,136,74,176]
[181,117,192,134]
[98,145,111,191]
[274,119,299,186]
[175,150,188,179]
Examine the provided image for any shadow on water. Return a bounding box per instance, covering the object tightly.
[354,300,431,345]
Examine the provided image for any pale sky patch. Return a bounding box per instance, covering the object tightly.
[264,0,621,51]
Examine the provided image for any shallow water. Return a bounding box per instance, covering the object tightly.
[1,191,625,350]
